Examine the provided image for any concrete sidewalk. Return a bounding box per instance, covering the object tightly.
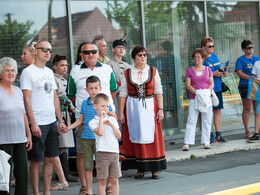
[22,131,260,195]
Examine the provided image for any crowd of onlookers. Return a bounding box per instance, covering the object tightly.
[0,35,259,195]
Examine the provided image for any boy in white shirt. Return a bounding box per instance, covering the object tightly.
[89,93,121,195]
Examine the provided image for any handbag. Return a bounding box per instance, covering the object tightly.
[221,78,230,93]
[206,59,231,94]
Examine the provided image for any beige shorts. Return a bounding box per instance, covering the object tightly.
[95,152,122,179]
[75,124,84,153]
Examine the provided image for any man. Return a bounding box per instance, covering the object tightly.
[235,40,260,139]
[20,41,66,195]
[107,38,131,117]
[67,42,118,195]
[92,37,110,63]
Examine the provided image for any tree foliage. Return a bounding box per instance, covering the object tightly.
[0,19,35,58]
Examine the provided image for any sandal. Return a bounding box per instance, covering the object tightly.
[216,132,228,142]
[134,172,144,179]
[210,132,217,143]
[50,182,69,191]
[152,171,160,179]
[245,131,252,139]
[79,186,88,195]
[182,144,189,151]
[204,144,211,149]
[106,185,112,195]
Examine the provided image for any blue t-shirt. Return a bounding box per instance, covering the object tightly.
[235,55,260,86]
[203,53,222,92]
[80,97,113,139]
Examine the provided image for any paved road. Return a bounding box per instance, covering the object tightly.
[21,148,260,195]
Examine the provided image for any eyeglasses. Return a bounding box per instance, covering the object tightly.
[82,50,98,55]
[36,47,52,53]
[137,53,147,57]
[246,46,254,49]
[116,46,125,49]
[207,45,214,48]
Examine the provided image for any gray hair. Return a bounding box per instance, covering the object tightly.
[0,57,18,76]
[81,42,98,52]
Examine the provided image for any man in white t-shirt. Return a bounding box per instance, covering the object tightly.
[20,41,66,195]
[248,61,260,142]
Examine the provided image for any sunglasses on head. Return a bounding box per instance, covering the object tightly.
[207,45,214,48]
[82,50,98,55]
[36,47,52,53]
[137,53,147,57]
[246,46,254,49]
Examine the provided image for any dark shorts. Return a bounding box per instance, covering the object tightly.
[238,84,248,99]
[28,121,59,161]
[213,91,223,110]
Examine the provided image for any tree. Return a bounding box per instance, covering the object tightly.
[0,19,36,58]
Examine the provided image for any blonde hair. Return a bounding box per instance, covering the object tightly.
[23,42,37,54]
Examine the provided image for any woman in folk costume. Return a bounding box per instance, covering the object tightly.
[119,46,166,180]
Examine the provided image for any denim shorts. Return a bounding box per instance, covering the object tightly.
[213,91,223,110]
[28,121,59,161]
[256,100,260,114]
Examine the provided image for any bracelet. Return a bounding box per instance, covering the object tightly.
[158,108,164,110]
[59,120,65,124]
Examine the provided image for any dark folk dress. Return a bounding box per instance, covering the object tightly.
[120,67,167,172]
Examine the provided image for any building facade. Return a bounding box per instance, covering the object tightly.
[0,0,259,138]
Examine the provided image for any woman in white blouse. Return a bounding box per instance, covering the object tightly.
[119,46,166,180]
[0,57,32,195]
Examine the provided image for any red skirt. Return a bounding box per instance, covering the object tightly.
[120,97,167,172]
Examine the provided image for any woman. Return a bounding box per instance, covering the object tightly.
[0,57,32,195]
[235,40,260,139]
[21,42,36,66]
[119,46,166,179]
[183,48,214,151]
[201,37,228,143]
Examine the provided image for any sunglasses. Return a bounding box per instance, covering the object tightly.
[82,50,98,55]
[116,46,126,49]
[246,46,254,49]
[207,45,214,48]
[36,47,52,53]
[137,53,147,57]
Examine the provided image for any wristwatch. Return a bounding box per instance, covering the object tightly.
[158,108,164,110]
[59,120,65,124]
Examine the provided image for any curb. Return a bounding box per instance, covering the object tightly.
[166,139,260,162]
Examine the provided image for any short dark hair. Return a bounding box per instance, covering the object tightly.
[94,93,109,105]
[86,75,101,87]
[75,42,87,65]
[192,48,208,59]
[241,40,253,50]
[131,46,147,59]
[53,55,67,66]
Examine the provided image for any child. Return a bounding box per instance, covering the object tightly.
[89,93,121,195]
[64,76,116,194]
[51,55,78,191]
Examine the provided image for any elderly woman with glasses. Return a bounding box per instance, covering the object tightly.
[119,46,166,180]
[0,57,32,195]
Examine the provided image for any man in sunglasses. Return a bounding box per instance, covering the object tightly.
[235,40,260,139]
[67,42,118,195]
[201,36,228,143]
[92,37,110,64]
[107,38,131,118]
[20,41,66,195]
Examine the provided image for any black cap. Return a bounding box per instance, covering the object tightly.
[113,38,127,48]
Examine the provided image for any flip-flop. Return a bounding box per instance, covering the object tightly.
[50,182,69,191]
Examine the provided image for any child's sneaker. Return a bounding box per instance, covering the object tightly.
[247,134,259,143]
